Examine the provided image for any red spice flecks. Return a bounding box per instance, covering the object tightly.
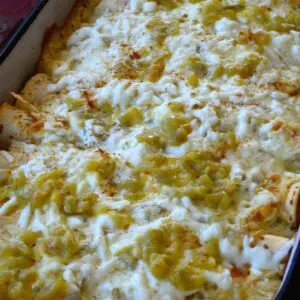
[268,173,280,182]
[252,211,263,222]
[82,90,96,109]
[30,121,44,132]
[129,51,141,60]
[61,119,69,127]
[272,121,283,131]
[96,148,109,158]
[87,99,96,109]
[231,266,249,279]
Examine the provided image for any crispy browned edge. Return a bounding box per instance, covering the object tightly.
[38,0,101,75]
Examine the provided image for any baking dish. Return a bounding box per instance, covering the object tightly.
[0,1,299,299]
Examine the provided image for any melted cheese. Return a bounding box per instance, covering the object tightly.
[219,236,294,274]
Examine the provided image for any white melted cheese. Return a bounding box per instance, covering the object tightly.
[219,236,294,274]
[235,108,251,138]
[214,18,243,38]
[103,126,148,166]
[199,223,222,243]
[252,189,277,207]
[203,269,232,290]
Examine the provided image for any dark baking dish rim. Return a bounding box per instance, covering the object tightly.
[0,0,49,65]
[275,228,300,300]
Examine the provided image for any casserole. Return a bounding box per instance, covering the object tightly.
[0,0,299,299]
